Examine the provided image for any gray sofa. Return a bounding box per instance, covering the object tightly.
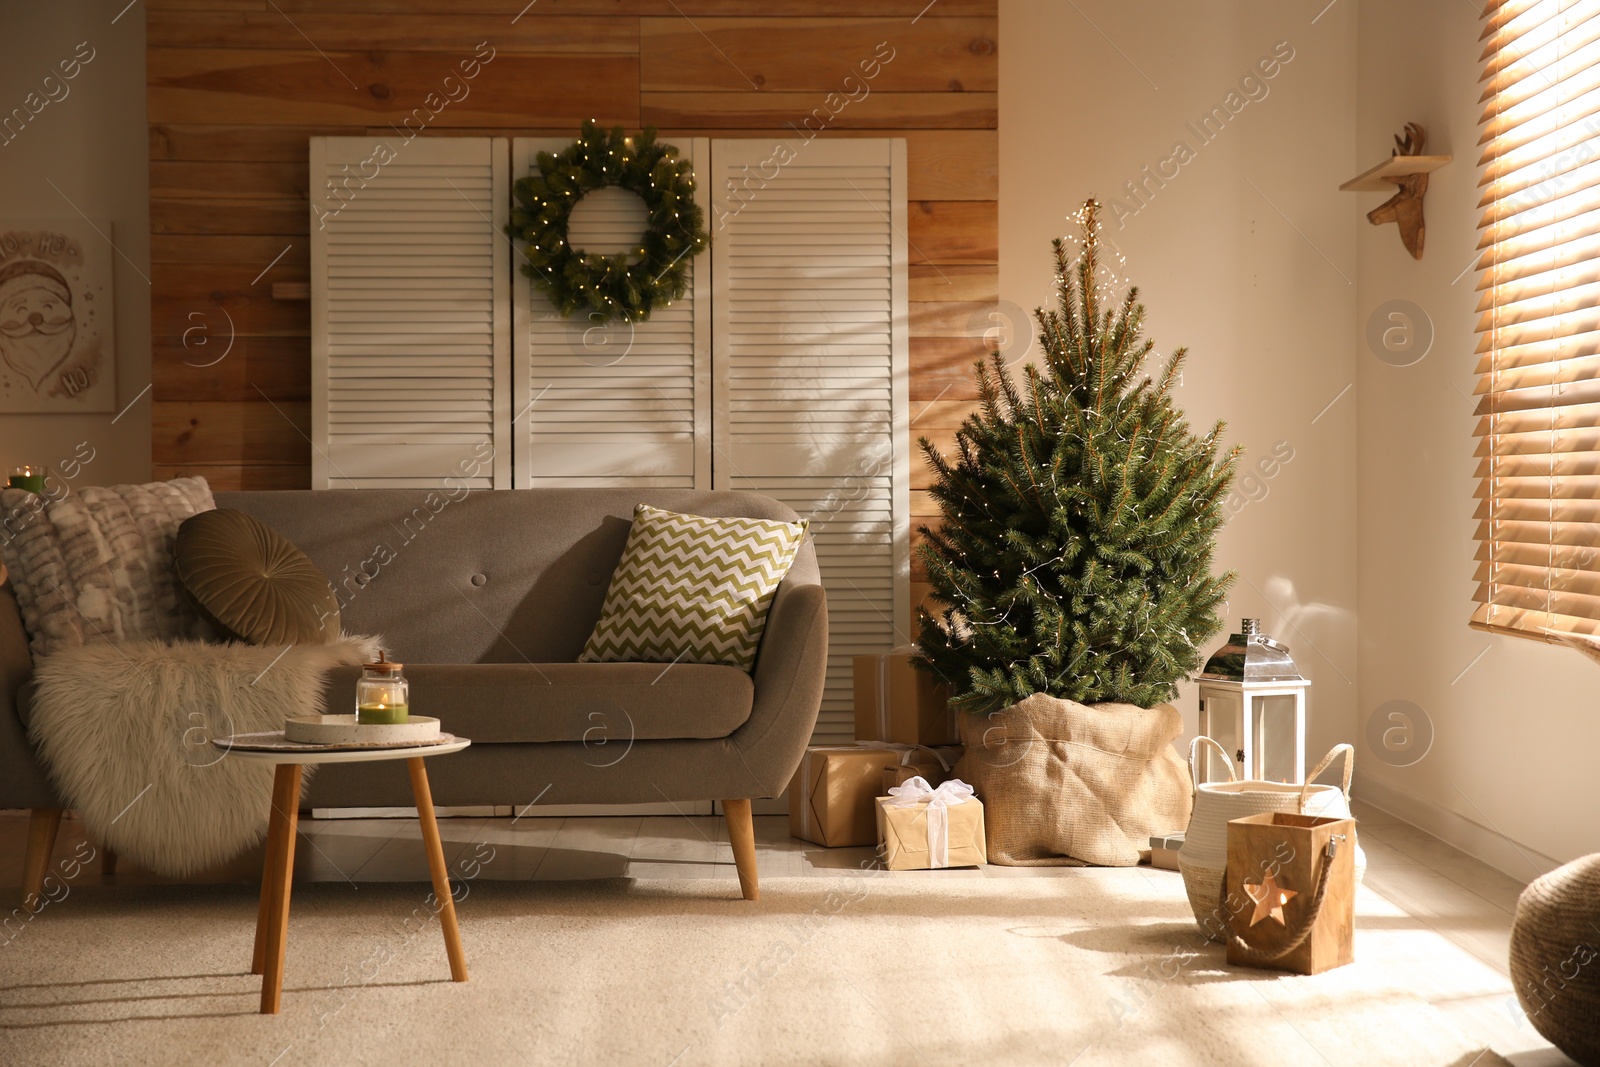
[1,488,828,903]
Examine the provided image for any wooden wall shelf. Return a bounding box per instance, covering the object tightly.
[1341,123,1445,258]
[1339,154,1451,192]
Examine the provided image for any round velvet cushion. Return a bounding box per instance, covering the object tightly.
[174,508,339,645]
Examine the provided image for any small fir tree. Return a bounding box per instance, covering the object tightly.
[916,199,1241,716]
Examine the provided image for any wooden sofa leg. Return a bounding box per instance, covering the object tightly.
[20,808,63,910]
[723,799,759,902]
[100,846,117,878]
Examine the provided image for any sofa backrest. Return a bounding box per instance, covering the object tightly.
[216,488,808,665]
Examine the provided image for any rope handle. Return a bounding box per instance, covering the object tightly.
[1218,835,1344,964]
[1297,743,1355,810]
[1189,735,1238,789]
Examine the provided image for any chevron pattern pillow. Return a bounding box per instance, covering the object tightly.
[580,504,808,671]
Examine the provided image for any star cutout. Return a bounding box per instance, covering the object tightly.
[1243,869,1298,926]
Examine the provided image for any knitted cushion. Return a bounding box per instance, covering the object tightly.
[174,508,340,646]
[0,477,218,660]
[579,504,807,671]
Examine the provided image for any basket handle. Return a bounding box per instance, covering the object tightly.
[1298,743,1355,810]
[1189,735,1237,789]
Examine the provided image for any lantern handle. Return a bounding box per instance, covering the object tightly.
[1298,743,1355,809]
[1189,735,1238,789]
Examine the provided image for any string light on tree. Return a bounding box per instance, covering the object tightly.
[913,198,1243,714]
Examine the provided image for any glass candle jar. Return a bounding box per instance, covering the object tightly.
[355,651,409,725]
[7,466,43,494]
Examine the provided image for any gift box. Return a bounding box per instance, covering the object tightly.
[789,743,933,847]
[1149,831,1185,872]
[874,777,987,871]
[882,746,963,793]
[853,646,958,747]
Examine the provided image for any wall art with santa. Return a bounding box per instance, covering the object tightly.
[0,218,115,413]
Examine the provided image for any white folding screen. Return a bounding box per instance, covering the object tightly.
[511,138,711,489]
[309,136,511,489]
[709,138,911,744]
[311,135,909,745]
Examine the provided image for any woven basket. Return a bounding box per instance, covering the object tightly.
[1177,738,1366,942]
[1509,853,1600,1065]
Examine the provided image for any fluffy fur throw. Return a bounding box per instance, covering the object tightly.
[28,635,379,876]
[0,477,217,660]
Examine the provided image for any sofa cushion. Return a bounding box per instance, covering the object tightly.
[580,504,807,671]
[174,508,340,646]
[319,661,754,744]
[0,477,217,660]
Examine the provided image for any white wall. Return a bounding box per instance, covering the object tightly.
[1356,0,1600,872]
[0,3,150,489]
[1000,1,1360,766]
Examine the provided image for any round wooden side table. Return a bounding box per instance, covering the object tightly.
[213,733,472,1015]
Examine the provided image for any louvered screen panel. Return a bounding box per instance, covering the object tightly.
[310,137,511,489]
[1473,0,1600,638]
[512,139,710,489]
[711,139,910,744]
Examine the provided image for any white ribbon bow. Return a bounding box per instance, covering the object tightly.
[885,775,975,868]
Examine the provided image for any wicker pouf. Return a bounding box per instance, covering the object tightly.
[1509,853,1600,1066]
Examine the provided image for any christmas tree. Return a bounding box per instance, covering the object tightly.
[916,199,1241,716]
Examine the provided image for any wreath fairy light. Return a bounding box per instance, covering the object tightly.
[505,121,710,325]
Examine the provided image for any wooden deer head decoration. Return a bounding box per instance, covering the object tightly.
[1368,123,1429,259]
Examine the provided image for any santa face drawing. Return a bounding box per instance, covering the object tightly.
[0,261,77,390]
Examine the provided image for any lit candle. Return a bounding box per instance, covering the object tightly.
[7,466,43,494]
[357,696,409,726]
[356,650,410,725]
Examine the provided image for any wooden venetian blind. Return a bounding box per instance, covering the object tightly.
[1473,0,1600,638]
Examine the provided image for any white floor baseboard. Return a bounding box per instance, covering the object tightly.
[1353,775,1563,884]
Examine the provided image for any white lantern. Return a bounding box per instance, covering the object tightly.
[1194,619,1309,785]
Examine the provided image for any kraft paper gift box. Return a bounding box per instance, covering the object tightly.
[853,646,958,747]
[874,777,987,871]
[789,743,930,848]
[881,745,964,793]
[1149,831,1185,872]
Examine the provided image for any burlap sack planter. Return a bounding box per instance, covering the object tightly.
[955,693,1192,867]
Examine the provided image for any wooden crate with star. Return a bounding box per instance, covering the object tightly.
[1222,812,1357,975]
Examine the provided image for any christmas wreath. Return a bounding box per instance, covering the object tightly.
[506,121,709,325]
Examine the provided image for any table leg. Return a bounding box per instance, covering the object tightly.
[251,768,291,976]
[408,757,469,982]
[259,763,302,1014]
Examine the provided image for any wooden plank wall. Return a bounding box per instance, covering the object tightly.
[146,0,998,620]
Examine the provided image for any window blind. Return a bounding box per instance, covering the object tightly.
[1473,0,1600,639]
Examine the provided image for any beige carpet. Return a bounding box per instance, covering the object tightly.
[0,871,1513,1067]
